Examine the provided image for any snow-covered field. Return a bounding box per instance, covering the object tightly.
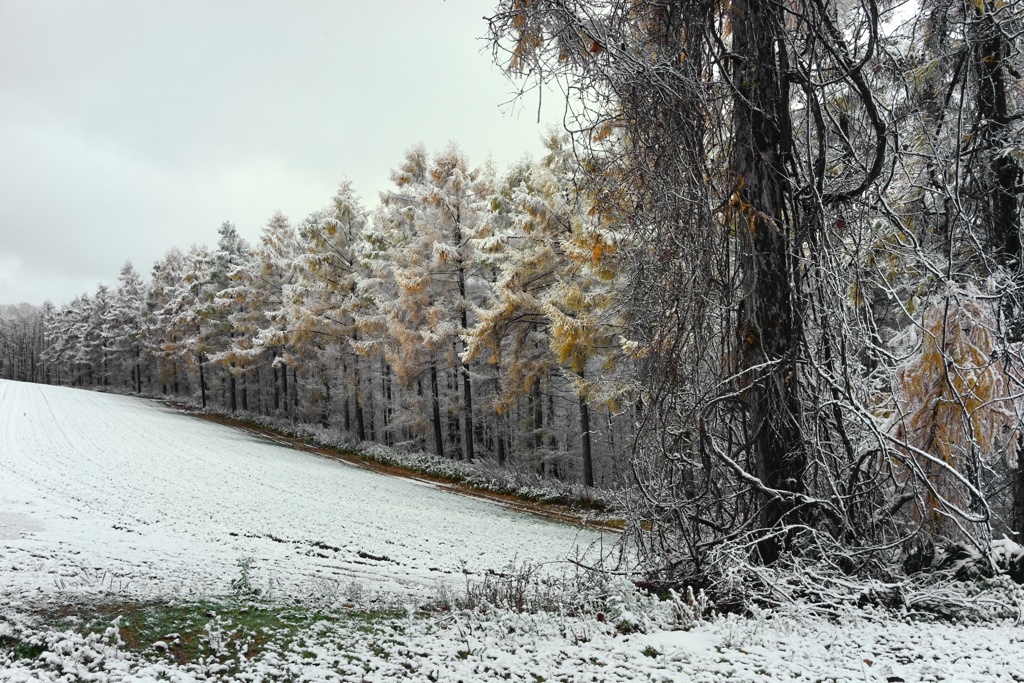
[2,379,1022,682]
[0,379,603,601]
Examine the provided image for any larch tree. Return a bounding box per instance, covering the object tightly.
[0,303,48,383]
[178,246,216,407]
[292,183,372,435]
[467,137,628,485]
[82,285,113,387]
[219,212,300,416]
[143,248,191,397]
[374,145,495,460]
[105,261,147,393]
[207,221,252,412]
[368,150,446,453]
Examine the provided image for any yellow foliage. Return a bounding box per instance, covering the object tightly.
[507,0,544,74]
[592,123,614,143]
[892,291,1022,534]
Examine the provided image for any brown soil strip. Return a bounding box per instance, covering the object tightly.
[162,402,624,533]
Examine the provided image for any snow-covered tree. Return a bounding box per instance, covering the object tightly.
[218,212,300,415]
[467,137,628,484]
[143,247,202,398]
[369,145,496,459]
[292,182,371,435]
[0,303,47,383]
[206,222,252,411]
[105,261,147,393]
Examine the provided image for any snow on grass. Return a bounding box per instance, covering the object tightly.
[2,378,1022,682]
[1,600,1022,682]
[0,379,606,602]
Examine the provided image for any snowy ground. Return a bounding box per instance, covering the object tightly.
[2,598,1022,682]
[0,379,605,602]
[2,379,1022,682]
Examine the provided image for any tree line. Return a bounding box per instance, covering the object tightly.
[3,140,632,489]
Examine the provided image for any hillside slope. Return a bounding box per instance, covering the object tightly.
[0,379,603,602]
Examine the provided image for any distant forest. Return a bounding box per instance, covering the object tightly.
[4,0,1024,600]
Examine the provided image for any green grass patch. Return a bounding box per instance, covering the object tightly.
[0,635,47,662]
[20,598,403,669]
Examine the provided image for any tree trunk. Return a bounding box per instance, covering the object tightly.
[281,361,288,416]
[1015,448,1024,542]
[368,399,375,442]
[732,0,805,564]
[198,350,207,408]
[322,375,331,427]
[532,379,543,449]
[496,428,506,467]
[493,361,506,466]
[457,305,475,462]
[342,357,351,432]
[431,359,444,457]
[975,4,1022,267]
[448,366,462,458]
[974,5,1024,536]
[292,367,299,416]
[251,366,259,414]
[134,346,142,394]
[461,364,475,461]
[381,358,392,446]
[273,363,280,411]
[547,373,558,452]
[577,369,594,487]
[354,357,366,442]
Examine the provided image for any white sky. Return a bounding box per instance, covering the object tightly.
[0,0,561,306]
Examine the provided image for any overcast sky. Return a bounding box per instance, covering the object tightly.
[0,0,560,306]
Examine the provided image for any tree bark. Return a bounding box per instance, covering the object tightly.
[280,361,288,416]
[292,366,299,416]
[973,5,1024,536]
[354,358,366,442]
[578,369,594,488]
[381,358,392,445]
[430,359,444,457]
[532,378,543,449]
[975,4,1022,266]
[322,375,331,427]
[198,350,207,408]
[447,366,462,458]
[134,345,142,395]
[273,363,280,411]
[457,299,475,461]
[732,0,805,564]
[341,356,351,432]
